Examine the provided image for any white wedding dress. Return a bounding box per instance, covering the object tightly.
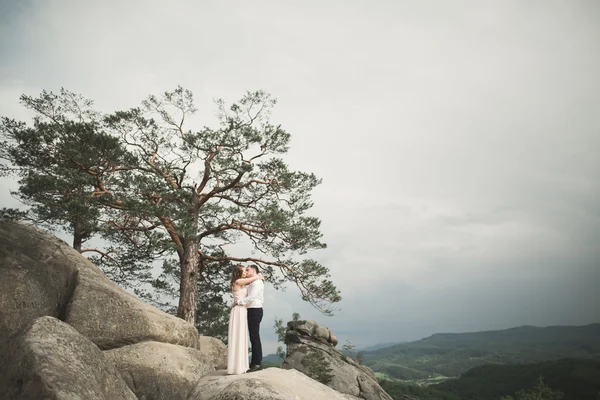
[227,287,248,374]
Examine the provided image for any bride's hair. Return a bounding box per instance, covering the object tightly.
[230,264,245,290]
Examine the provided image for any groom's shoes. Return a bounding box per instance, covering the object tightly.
[247,365,262,373]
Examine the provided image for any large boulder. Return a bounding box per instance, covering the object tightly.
[197,335,228,370]
[283,320,393,400]
[60,241,198,350]
[288,319,339,346]
[63,266,199,350]
[189,368,357,399]
[0,221,78,346]
[0,221,199,350]
[1,220,394,400]
[105,341,217,400]
[0,316,136,400]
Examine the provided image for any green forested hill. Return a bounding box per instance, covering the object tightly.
[362,323,600,381]
[432,358,600,400]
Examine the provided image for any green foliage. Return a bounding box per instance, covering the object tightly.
[378,379,460,400]
[0,89,151,286]
[356,351,365,364]
[261,361,282,369]
[500,376,564,400]
[0,89,128,251]
[341,340,364,364]
[106,87,340,322]
[274,317,286,343]
[341,340,365,364]
[377,363,432,381]
[274,318,286,361]
[194,289,230,343]
[433,358,600,400]
[1,87,341,326]
[0,208,28,221]
[274,312,301,360]
[195,259,233,341]
[342,340,356,354]
[301,349,334,385]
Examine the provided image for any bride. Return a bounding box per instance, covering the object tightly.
[227,265,264,374]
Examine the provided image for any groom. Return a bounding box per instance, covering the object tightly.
[237,265,264,372]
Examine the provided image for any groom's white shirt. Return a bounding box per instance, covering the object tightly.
[239,280,264,308]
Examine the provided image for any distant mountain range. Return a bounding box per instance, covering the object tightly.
[357,342,407,352]
[263,353,283,364]
[262,341,407,365]
[361,323,600,381]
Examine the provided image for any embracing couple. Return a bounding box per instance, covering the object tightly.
[227,264,265,375]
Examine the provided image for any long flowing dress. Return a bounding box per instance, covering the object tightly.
[227,287,248,374]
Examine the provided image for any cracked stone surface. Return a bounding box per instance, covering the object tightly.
[282,320,393,400]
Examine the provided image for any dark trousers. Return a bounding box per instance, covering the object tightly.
[247,307,263,366]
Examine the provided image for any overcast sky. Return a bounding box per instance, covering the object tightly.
[1,0,599,354]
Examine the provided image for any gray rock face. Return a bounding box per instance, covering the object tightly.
[197,335,228,370]
[105,341,217,400]
[0,221,199,351]
[0,222,78,346]
[58,239,199,351]
[283,320,393,400]
[286,319,339,347]
[64,266,199,350]
[0,220,395,400]
[0,316,136,400]
[189,368,358,400]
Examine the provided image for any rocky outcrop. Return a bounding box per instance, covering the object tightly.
[283,320,393,400]
[0,316,136,400]
[0,222,78,346]
[189,368,357,399]
[64,267,199,350]
[196,335,228,370]
[105,341,217,400]
[0,221,198,351]
[0,220,396,399]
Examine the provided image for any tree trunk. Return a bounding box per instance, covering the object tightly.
[178,239,199,325]
[72,218,84,252]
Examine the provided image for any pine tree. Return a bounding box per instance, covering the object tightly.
[1,87,341,327]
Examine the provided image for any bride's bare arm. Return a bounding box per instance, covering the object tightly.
[233,273,264,288]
